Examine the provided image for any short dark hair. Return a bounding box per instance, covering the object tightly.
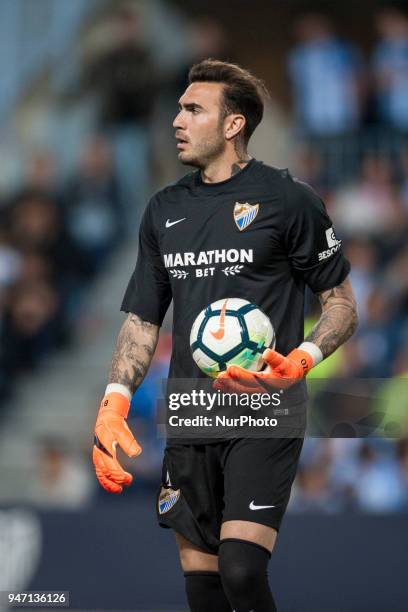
[188,59,269,146]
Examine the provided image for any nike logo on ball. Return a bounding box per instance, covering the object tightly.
[165,218,186,228]
[210,298,228,340]
[249,500,276,510]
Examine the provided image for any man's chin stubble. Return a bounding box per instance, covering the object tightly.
[178,153,201,168]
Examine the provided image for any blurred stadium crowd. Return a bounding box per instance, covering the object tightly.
[291,6,408,513]
[0,137,125,402]
[0,1,408,513]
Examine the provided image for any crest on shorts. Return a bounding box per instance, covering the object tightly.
[233,202,259,231]
[158,486,180,514]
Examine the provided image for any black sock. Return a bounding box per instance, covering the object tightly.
[184,571,232,612]
[218,538,277,612]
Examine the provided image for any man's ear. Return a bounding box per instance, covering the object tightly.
[225,114,246,141]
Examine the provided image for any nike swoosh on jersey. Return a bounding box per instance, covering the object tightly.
[210,298,228,340]
[165,218,186,228]
[249,501,276,510]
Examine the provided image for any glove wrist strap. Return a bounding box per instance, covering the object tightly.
[105,383,132,401]
[288,347,314,376]
[297,341,323,367]
[99,392,130,419]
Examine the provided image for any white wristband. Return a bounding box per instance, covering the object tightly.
[298,342,323,367]
[105,383,132,402]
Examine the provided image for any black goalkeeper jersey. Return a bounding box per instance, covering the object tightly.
[121,159,350,439]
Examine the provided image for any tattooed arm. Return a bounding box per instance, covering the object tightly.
[108,312,160,396]
[305,277,358,359]
[93,313,159,493]
[214,277,358,393]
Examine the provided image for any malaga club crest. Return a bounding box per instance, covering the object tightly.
[233,202,259,231]
[158,486,180,514]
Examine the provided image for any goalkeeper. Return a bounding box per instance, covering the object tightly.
[92,59,358,611]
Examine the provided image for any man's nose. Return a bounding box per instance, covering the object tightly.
[173,111,185,129]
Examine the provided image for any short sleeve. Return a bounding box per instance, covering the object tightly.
[283,176,350,293]
[121,200,172,325]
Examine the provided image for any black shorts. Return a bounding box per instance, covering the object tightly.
[156,437,303,554]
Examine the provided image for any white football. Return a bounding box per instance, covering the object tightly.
[190,297,275,378]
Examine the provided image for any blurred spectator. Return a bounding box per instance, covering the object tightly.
[9,192,61,254]
[162,15,228,100]
[344,238,378,324]
[2,279,59,372]
[293,143,326,197]
[354,442,407,512]
[384,245,408,305]
[329,438,364,505]
[24,149,58,195]
[330,154,404,238]
[287,13,363,137]
[8,191,85,326]
[82,4,156,225]
[26,438,95,509]
[0,189,89,391]
[8,191,80,276]
[372,7,408,131]
[189,16,228,65]
[290,463,342,513]
[347,286,402,377]
[63,135,123,278]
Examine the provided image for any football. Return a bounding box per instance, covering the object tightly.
[190,297,275,378]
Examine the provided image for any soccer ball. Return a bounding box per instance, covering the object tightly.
[190,298,275,378]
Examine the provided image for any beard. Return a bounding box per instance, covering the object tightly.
[178,124,226,169]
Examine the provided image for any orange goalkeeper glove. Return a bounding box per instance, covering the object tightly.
[93,392,142,494]
[214,347,315,394]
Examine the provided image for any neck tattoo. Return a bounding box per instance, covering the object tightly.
[231,159,251,176]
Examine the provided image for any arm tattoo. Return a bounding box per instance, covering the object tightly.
[108,313,159,395]
[305,278,358,359]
